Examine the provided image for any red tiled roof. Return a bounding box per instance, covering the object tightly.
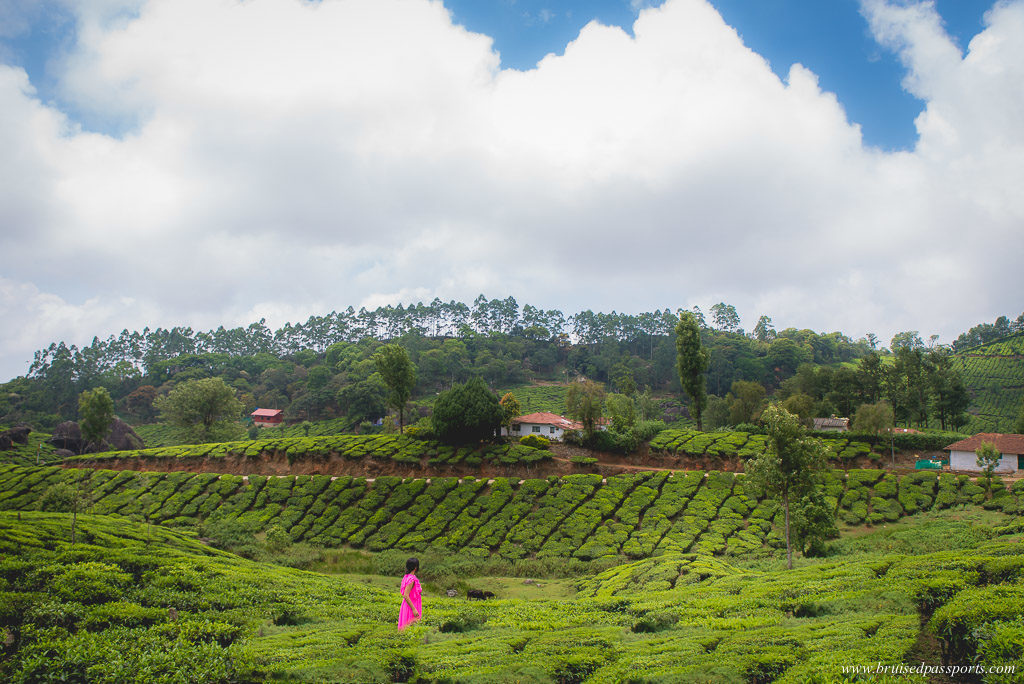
[251,408,283,418]
[512,412,580,430]
[945,433,1024,455]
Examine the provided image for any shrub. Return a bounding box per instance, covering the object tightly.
[519,434,551,450]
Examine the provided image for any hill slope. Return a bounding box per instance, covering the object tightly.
[954,332,1024,432]
[2,510,1023,681]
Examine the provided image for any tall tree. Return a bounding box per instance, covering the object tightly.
[78,387,114,453]
[499,392,521,441]
[745,403,832,569]
[675,311,710,430]
[753,315,776,342]
[566,380,605,438]
[710,302,741,333]
[155,377,244,443]
[373,344,416,434]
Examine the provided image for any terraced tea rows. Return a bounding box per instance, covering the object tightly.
[68,434,551,468]
[3,464,1021,561]
[954,333,1024,432]
[3,511,1023,682]
[649,428,880,462]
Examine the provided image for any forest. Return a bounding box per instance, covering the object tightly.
[3,297,1020,438]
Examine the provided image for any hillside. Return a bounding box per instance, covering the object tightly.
[3,464,1020,562]
[2,506,1022,681]
[954,332,1024,432]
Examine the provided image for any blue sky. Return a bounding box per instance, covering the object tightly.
[0,0,1021,381]
[442,0,988,150]
[0,0,990,148]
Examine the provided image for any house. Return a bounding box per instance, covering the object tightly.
[945,433,1024,473]
[251,408,284,428]
[813,416,850,432]
[504,412,579,441]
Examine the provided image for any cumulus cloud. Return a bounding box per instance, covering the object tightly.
[0,0,1022,380]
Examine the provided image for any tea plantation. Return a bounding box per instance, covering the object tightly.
[2,464,1022,562]
[2,509,1022,682]
[66,434,552,469]
[954,332,1024,433]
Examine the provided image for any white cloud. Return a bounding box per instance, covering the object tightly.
[0,0,1022,379]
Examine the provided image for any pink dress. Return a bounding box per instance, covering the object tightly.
[398,573,421,630]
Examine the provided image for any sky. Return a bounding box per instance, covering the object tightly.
[0,0,1021,381]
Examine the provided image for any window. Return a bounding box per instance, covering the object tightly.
[532,426,540,433]
[549,427,556,434]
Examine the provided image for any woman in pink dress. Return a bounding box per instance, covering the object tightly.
[398,557,421,631]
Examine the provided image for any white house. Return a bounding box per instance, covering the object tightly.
[503,412,611,442]
[945,433,1024,473]
[504,412,580,442]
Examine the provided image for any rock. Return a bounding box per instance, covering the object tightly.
[106,418,144,451]
[522,579,536,585]
[49,421,84,453]
[54,448,75,459]
[4,425,30,444]
[0,434,12,451]
[446,589,458,598]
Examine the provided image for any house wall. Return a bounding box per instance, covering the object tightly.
[949,449,1017,473]
[503,423,566,441]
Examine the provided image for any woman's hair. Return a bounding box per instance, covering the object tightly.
[406,557,419,573]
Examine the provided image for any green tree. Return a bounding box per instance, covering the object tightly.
[745,404,832,569]
[753,315,776,342]
[976,441,1001,495]
[710,302,741,333]
[675,311,710,430]
[635,388,661,421]
[155,377,244,443]
[790,490,838,557]
[727,380,766,425]
[704,395,731,429]
[374,344,416,434]
[605,393,637,432]
[566,379,605,438]
[1016,400,1024,434]
[337,376,387,426]
[432,377,503,444]
[780,393,815,425]
[499,392,521,441]
[40,481,93,545]
[852,400,894,435]
[609,362,637,397]
[925,349,970,431]
[78,387,114,453]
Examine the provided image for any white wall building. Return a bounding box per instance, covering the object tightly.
[946,433,1024,473]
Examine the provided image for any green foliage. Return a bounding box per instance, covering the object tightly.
[374,344,416,433]
[518,434,550,450]
[976,441,1002,493]
[432,377,503,445]
[852,400,894,435]
[155,378,244,444]
[745,404,833,568]
[565,380,605,437]
[78,387,114,449]
[675,311,709,430]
